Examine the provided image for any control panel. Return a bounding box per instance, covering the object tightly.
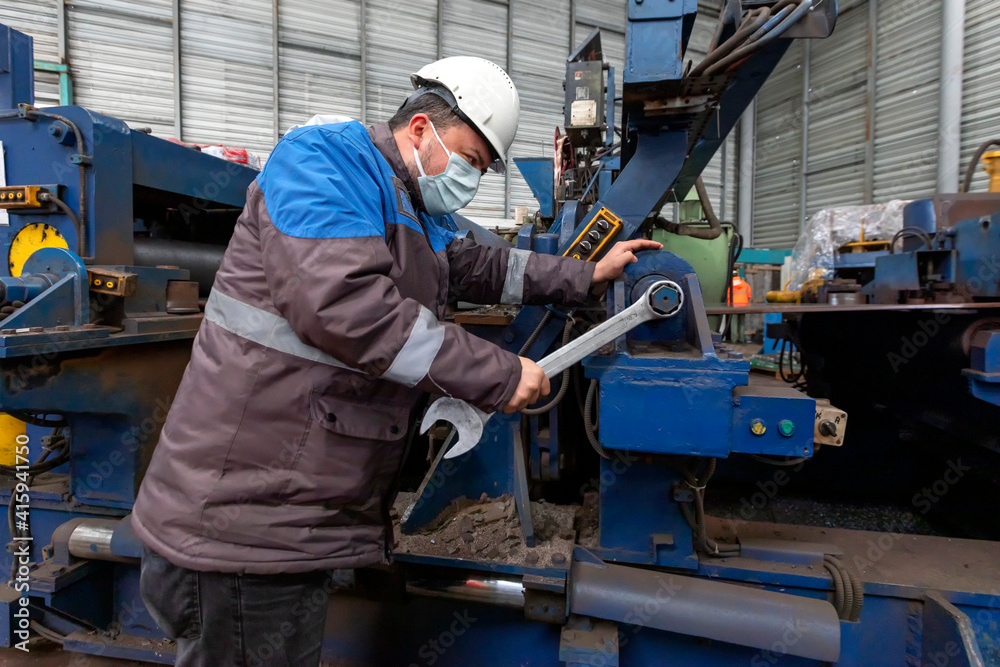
[564,207,622,261]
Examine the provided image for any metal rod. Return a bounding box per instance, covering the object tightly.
[936,0,966,194]
[359,0,368,124]
[800,39,811,230]
[738,98,755,245]
[504,0,513,218]
[569,558,841,662]
[864,0,878,205]
[406,574,525,609]
[272,0,280,143]
[57,0,72,105]
[719,130,728,220]
[172,0,182,138]
[437,0,444,60]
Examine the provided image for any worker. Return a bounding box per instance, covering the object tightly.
[131,56,660,666]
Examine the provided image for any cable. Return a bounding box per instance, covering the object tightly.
[691,7,772,77]
[518,310,553,356]
[823,558,847,619]
[704,0,815,77]
[523,317,574,416]
[961,139,1000,193]
[889,227,933,254]
[583,379,611,460]
[21,108,92,261]
[751,454,811,467]
[29,621,66,645]
[37,192,84,257]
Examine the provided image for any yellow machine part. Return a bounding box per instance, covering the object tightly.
[8,222,69,277]
[0,413,27,466]
[766,278,825,304]
[983,150,1000,193]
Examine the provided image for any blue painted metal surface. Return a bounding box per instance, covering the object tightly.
[0,26,33,109]
[513,157,554,218]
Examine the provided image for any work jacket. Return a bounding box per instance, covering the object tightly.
[132,120,595,574]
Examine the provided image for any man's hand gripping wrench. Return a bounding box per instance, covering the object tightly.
[420,280,685,459]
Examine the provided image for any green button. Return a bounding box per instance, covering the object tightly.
[778,420,796,437]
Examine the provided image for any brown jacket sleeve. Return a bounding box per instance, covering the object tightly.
[258,228,521,413]
[446,236,596,306]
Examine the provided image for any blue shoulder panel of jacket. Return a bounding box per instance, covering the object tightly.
[257,121,392,239]
[258,120,457,254]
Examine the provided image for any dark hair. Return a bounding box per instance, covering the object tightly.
[388,90,463,133]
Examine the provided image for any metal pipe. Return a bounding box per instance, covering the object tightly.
[800,39,811,229]
[864,0,877,204]
[569,558,841,662]
[406,573,525,609]
[359,0,368,124]
[133,238,226,297]
[936,0,966,194]
[63,519,140,564]
[172,0,182,139]
[738,98,756,245]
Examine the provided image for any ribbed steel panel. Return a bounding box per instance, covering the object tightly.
[961,0,1000,194]
[365,0,437,124]
[180,0,275,153]
[278,0,362,134]
[443,0,508,218]
[753,41,805,248]
[68,0,175,137]
[806,3,868,215]
[0,0,61,107]
[872,0,941,202]
[509,0,570,217]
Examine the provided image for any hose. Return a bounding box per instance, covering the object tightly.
[658,177,724,240]
[823,557,847,619]
[889,227,934,254]
[961,139,1000,193]
[583,379,611,460]
[37,192,84,257]
[22,108,91,261]
[704,0,815,77]
[518,310,553,356]
[522,317,574,416]
[691,8,772,77]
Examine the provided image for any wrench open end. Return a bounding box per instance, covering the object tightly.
[420,398,490,459]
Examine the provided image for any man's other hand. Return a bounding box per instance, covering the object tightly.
[503,358,551,414]
[591,239,664,285]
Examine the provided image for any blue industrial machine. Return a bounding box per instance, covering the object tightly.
[2,0,1000,664]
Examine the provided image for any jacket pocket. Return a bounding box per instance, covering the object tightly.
[281,392,410,506]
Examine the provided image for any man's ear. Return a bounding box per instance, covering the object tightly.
[408,114,430,151]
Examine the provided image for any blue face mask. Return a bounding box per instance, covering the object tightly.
[412,121,483,216]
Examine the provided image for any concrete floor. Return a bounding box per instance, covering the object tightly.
[0,642,146,666]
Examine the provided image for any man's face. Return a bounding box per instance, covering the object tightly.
[407,113,492,178]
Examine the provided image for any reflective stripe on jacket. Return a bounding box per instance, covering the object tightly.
[132,120,595,574]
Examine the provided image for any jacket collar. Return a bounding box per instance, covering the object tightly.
[368,122,425,213]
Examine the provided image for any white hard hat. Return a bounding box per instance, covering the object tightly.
[410,56,520,173]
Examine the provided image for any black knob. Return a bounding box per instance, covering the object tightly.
[818,420,837,437]
[579,241,593,253]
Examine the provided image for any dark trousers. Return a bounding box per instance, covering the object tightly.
[140,546,331,667]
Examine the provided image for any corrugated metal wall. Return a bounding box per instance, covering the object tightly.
[872,0,941,202]
[750,0,966,248]
[752,41,805,248]
[805,3,868,216]
[961,0,1000,194]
